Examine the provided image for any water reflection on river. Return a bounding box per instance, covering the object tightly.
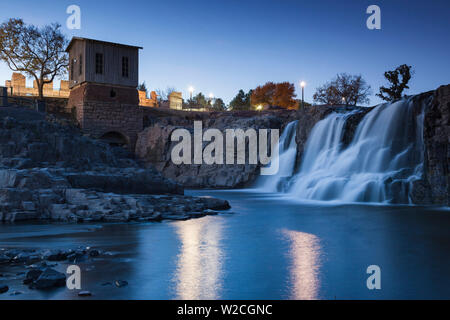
[282,229,321,300]
[174,218,225,299]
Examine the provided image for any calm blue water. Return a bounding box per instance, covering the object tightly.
[1,190,450,300]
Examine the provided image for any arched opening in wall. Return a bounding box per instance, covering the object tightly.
[99,131,128,147]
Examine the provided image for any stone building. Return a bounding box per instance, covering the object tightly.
[4,72,69,98]
[66,37,143,148]
[139,90,158,107]
[157,92,183,110]
[169,91,183,110]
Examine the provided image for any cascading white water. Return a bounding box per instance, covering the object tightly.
[288,97,428,203]
[254,120,298,192]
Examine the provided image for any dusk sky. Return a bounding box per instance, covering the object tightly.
[1,0,449,105]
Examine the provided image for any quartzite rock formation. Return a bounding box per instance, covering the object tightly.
[0,107,231,222]
[136,109,297,188]
[423,85,450,205]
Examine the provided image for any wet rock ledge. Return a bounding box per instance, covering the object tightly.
[1,186,231,223]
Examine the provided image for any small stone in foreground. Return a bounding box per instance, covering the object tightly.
[114,280,128,288]
[89,249,100,257]
[0,285,8,294]
[0,254,10,264]
[24,268,43,284]
[32,268,66,289]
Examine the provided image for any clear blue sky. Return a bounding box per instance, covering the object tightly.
[1,0,449,105]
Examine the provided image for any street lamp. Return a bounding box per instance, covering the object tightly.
[188,86,194,100]
[209,93,214,105]
[300,81,306,109]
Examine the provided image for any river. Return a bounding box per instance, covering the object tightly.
[1,189,449,300]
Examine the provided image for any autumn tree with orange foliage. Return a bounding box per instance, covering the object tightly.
[250,82,297,109]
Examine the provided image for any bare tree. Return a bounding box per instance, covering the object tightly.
[0,18,68,100]
[313,84,341,105]
[314,73,371,106]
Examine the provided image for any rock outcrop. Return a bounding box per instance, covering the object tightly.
[0,107,231,222]
[136,110,296,188]
[423,85,450,205]
[294,106,333,169]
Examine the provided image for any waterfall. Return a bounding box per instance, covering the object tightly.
[288,97,428,204]
[253,96,429,204]
[254,120,298,192]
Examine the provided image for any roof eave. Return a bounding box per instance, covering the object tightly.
[65,37,143,52]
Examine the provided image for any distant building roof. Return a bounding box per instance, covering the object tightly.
[66,37,143,52]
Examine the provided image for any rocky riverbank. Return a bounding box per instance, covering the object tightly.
[0,245,124,296]
[0,107,231,222]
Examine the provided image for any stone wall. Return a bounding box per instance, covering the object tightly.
[169,91,183,110]
[139,91,183,110]
[4,73,69,98]
[68,82,142,149]
[80,102,143,147]
[139,90,158,107]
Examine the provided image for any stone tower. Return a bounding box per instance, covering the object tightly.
[66,37,143,148]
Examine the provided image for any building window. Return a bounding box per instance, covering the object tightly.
[95,53,103,74]
[79,54,83,76]
[122,56,129,78]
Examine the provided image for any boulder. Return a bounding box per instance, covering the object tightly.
[13,252,41,265]
[0,254,10,264]
[78,291,92,297]
[0,285,8,294]
[23,268,43,284]
[32,268,66,289]
[41,249,72,261]
[114,280,128,288]
[198,197,231,210]
[88,249,100,257]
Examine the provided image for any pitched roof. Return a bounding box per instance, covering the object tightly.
[66,37,143,52]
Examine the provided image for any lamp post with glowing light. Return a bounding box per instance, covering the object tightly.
[300,81,306,109]
[209,93,214,106]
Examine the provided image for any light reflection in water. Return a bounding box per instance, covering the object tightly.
[173,218,224,300]
[282,229,322,300]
